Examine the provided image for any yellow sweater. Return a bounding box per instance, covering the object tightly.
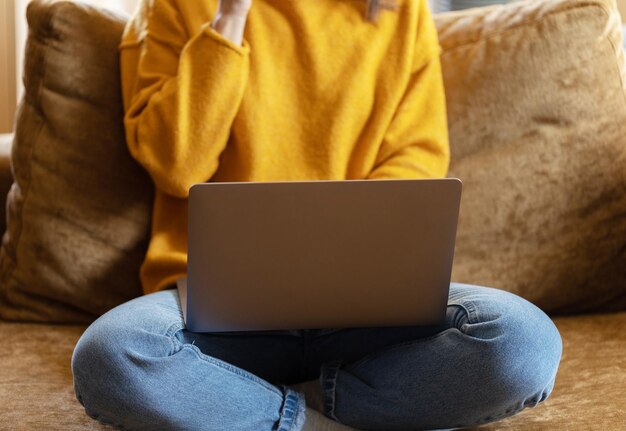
[120,0,450,295]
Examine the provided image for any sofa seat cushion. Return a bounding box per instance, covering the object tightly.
[0,313,625,430]
[0,322,113,430]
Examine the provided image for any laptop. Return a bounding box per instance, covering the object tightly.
[177,178,462,332]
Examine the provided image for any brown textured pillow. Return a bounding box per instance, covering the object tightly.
[0,0,152,323]
[436,0,626,313]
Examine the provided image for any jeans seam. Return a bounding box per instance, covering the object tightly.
[165,319,284,400]
[165,321,185,348]
[181,343,284,401]
[448,300,478,325]
[462,301,478,324]
[276,387,306,431]
[320,360,342,422]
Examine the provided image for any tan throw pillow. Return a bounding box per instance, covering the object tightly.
[436,0,626,313]
[0,1,152,323]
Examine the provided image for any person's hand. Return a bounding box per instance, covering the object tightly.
[216,0,252,18]
[211,0,252,46]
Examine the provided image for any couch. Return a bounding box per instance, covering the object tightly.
[1,0,625,429]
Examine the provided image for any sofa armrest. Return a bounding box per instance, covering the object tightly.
[0,134,14,236]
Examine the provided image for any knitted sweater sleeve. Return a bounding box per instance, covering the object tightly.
[120,0,250,198]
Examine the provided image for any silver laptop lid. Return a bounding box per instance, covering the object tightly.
[183,178,462,332]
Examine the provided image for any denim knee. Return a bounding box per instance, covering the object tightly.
[317,285,563,430]
[71,291,306,431]
[449,284,563,417]
[71,292,185,427]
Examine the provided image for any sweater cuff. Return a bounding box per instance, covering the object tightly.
[200,22,251,57]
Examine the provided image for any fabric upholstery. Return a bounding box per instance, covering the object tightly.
[435,0,626,314]
[1,313,624,430]
[0,1,153,323]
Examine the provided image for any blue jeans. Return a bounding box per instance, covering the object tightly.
[71,283,562,430]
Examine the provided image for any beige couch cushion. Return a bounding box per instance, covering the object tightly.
[1,313,624,429]
[436,0,626,313]
[0,1,153,323]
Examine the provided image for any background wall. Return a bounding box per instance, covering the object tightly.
[0,0,17,133]
[0,0,139,134]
